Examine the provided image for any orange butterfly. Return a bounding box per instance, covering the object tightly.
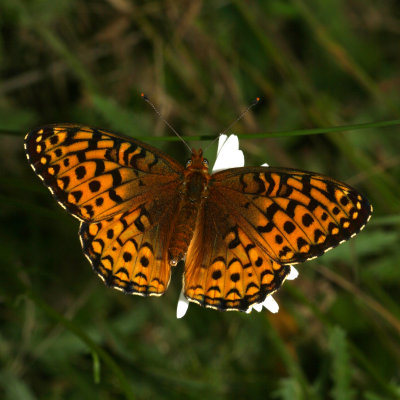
[24,124,372,314]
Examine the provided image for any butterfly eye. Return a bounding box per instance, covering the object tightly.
[186,159,192,167]
[203,159,209,167]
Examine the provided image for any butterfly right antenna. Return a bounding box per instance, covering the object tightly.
[141,93,192,152]
[204,97,260,152]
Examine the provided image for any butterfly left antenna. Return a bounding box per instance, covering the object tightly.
[141,93,192,152]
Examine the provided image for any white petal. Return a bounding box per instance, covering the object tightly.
[252,303,263,312]
[217,134,229,154]
[246,296,279,314]
[262,296,279,313]
[176,289,189,319]
[261,162,269,167]
[212,134,244,172]
[286,266,299,280]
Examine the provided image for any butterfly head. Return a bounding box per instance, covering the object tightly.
[186,149,209,173]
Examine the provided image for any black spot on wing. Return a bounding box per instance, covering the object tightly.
[109,189,123,203]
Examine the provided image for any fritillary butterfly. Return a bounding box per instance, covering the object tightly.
[24,124,372,312]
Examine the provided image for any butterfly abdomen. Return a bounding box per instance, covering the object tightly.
[169,201,199,266]
[169,170,209,266]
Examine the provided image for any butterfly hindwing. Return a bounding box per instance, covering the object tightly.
[184,202,290,311]
[79,184,181,296]
[24,124,184,222]
[210,167,372,265]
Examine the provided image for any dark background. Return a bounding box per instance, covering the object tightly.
[1,1,400,399]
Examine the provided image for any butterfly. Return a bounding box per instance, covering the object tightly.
[24,124,372,312]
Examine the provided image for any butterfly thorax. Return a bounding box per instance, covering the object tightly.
[168,149,210,266]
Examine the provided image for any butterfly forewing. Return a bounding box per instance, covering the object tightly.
[24,124,184,222]
[210,167,372,265]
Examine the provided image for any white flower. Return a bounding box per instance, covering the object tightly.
[176,134,298,318]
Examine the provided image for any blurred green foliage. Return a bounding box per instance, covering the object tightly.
[1,0,400,399]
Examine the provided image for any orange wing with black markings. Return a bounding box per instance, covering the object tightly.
[79,194,180,296]
[183,167,372,311]
[184,202,291,311]
[25,124,184,296]
[24,124,183,222]
[210,167,371,264]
